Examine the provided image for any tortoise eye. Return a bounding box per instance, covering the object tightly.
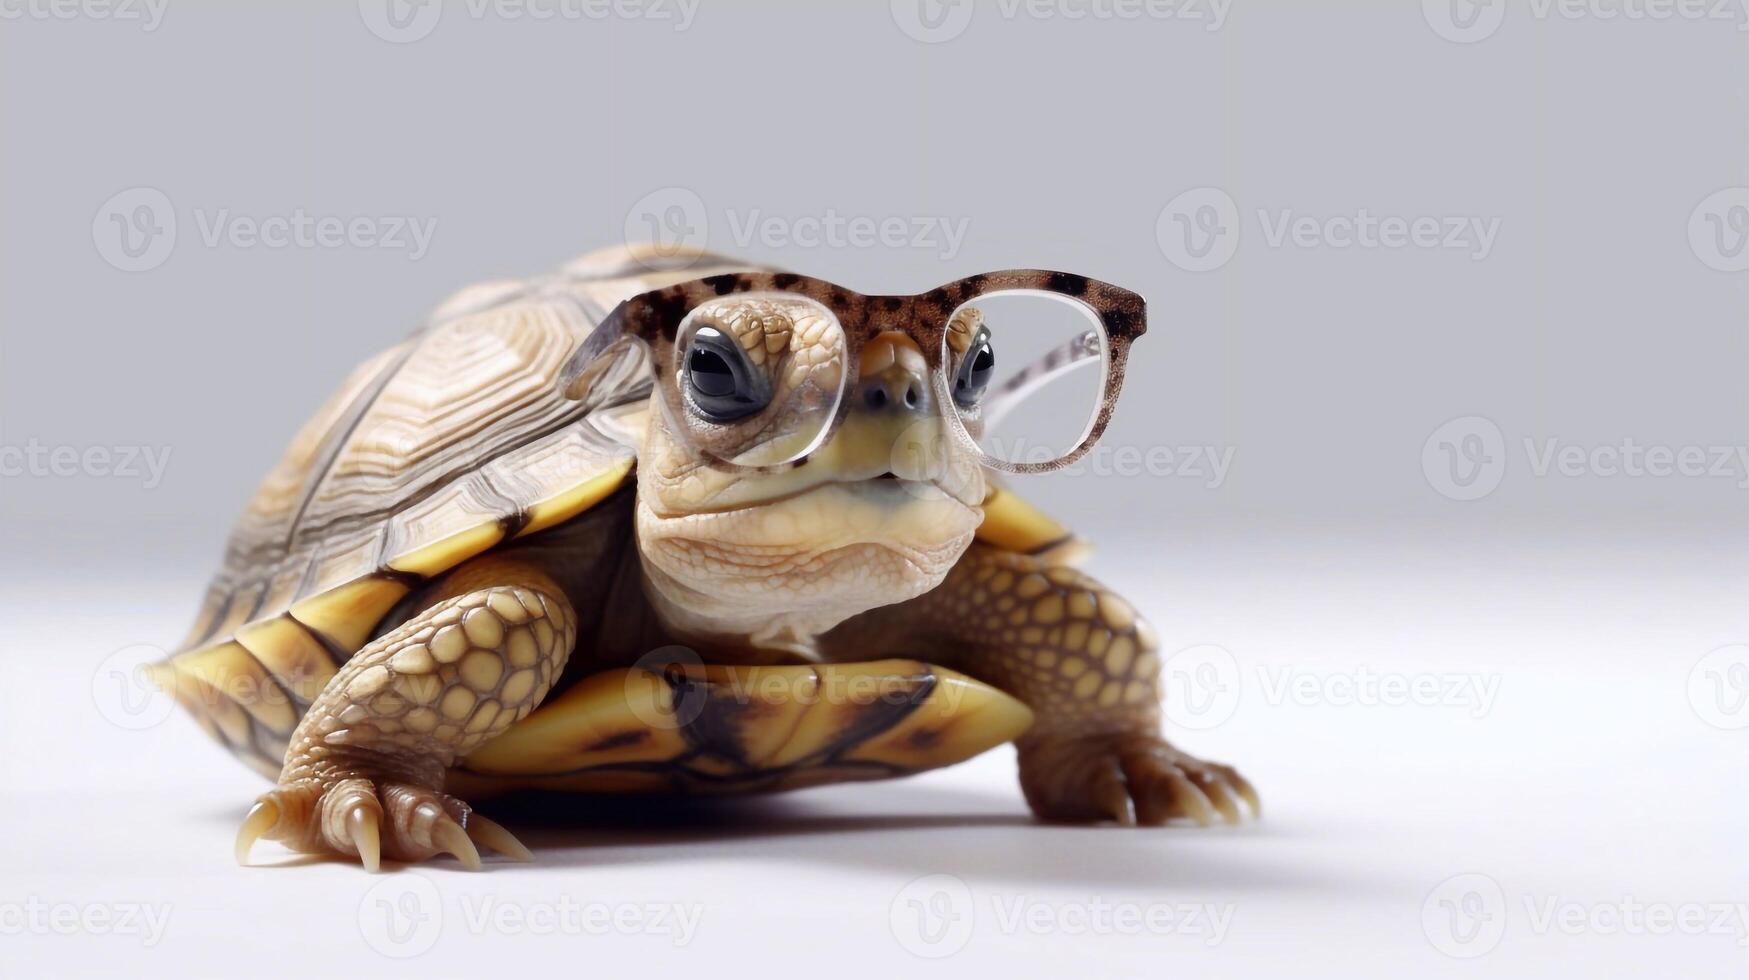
[953,332,996,408]
[684,327,770,422]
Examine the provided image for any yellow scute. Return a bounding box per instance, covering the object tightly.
[456,660,1033,790]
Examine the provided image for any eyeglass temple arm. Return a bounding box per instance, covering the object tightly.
[978,329,1103,433]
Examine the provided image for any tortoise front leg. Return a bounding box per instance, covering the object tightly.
[235,559,574,870]
[856,543,1258,826]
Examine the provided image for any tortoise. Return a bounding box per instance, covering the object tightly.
[152,244,1257,871]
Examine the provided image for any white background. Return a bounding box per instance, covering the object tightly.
[3,1,1748,977]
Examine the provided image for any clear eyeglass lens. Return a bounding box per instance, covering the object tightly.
[670,294,848,467]
[941,289,1108,466]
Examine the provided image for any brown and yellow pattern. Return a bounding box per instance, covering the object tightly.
[157,244,1252,874]
[451,660,1031,796]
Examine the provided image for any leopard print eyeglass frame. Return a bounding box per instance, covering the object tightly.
[565,269,1148,476]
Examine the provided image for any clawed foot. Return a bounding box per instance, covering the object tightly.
[1018,732,1259,827]
[235,778,531,871]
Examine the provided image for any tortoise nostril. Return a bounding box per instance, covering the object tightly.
[859,373,927,414]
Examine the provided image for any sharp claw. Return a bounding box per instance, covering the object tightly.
[1166,771,1216,827]
[467,815,532,862]
[1131,768,1178,826]
[235,799,279,866]
[1095,771,1135,827]
[433,817,483,871]
[1199,777,1243,825]
[346,805,382,873]
[1225,769,1261,817]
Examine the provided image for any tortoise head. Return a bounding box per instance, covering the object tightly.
[631,294,987,646]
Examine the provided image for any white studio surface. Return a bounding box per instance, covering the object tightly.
[4,529,1744,979]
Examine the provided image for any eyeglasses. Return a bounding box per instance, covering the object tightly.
[563,269,1146,476]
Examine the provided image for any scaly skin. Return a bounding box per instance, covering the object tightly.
[237,559,573,868]
[827,544,1257,826]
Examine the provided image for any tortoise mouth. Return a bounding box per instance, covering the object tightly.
[661,470,978,518]
[644,478,981,547]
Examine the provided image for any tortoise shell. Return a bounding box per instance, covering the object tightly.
[154,246,1077,793]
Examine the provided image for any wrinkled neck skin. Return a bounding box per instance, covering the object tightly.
[634,497,978,662]
[632,476,984,661]
[635,544,848,661]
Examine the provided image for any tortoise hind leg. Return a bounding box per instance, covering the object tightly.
[235,559,574,870]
